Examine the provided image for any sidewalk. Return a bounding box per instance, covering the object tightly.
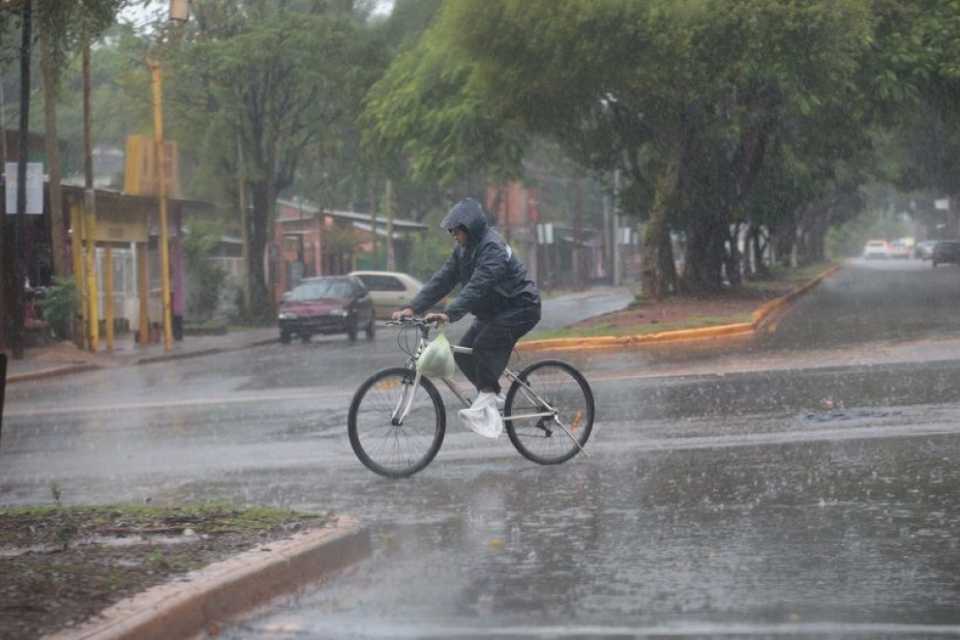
[5,267,838,384]
[5,326,279,384]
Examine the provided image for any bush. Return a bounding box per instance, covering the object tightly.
[39,277,78,339]
[184,221,228,322]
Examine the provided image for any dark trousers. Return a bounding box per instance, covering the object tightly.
[455,309,540,394]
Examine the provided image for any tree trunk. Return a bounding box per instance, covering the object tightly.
[640,143,682,300]
[41,28,66,278]
[249,180,275,322]
[772,218,796,268]
[751,224,771,278]
[726,223,743,288]
[681,210,725,294]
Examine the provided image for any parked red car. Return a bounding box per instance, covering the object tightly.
[277,276,376,344]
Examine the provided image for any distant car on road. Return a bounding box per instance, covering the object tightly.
[931,240,960,268]
[914,240,937,260]
[349,270,445,320]
[863,240,889,259]
[277,276,375,344]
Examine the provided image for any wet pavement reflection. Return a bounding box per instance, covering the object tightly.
[217,430,960,638]
[5,264,960,636]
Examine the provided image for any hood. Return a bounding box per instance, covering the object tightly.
[440,198,489,243]
[281,296,348,312]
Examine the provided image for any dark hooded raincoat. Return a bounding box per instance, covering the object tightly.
[409,198,540,324]
[409,198,541,393]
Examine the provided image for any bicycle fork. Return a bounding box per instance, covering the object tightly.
[391,370,422,426]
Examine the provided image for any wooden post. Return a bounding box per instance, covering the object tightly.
[85,208,99,352]
[137,243,149,345]
[613,170,623,287]
[70,203,87,349]
[237,136,251,314]
[150,61,173,351]
[41,26,66,278]
[103,246,114,351]
[10,0,32,359]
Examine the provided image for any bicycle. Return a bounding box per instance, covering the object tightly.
[347,317,595,478]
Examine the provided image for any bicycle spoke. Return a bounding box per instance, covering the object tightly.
[505,361,594,465]
[349,368,445,478]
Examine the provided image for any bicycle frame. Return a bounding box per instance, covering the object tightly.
[393,330,559,427]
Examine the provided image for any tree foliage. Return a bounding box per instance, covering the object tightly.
[166,0,383,319]
[366,0,875,295]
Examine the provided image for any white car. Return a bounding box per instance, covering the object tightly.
[349,271,431,320]
[863,240,889,259]
[888,241,911,259]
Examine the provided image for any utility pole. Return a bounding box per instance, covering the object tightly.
[83,43,99,352]
[369,183,378,267]
[11,0,32,359]
[602,190,611,284]
[613,169,622,287]
[150,60,173,351]
[573,177,584,289]
[237,135,251,313]
[0,74,7,352]
[0,75,7,165]
[41,26,66,278]
[143,0,188,350]
[385,178,395,271]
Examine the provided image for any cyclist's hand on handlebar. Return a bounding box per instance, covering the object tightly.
[392,307,415,321]
[423,312,449,326]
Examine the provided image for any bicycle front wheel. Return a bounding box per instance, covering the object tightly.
[504,360,595,465]
[348,367,445,478]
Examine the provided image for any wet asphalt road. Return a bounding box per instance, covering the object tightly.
[5,262,960,637]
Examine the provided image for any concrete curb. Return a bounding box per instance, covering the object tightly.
[8,337,280,384]
[46,516,371,640]
[7,363,101,384]
[517,265,841,353]
[10,268,839,379]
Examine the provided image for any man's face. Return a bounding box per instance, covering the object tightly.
[450,227,468,246]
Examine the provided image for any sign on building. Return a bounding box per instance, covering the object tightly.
[5,162,43,214]
[123,135,181,197]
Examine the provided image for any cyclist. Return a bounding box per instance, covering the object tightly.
[392,197,542,435]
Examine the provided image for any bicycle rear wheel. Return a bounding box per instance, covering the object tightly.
[348,367,445,478]
[504,359,595,465]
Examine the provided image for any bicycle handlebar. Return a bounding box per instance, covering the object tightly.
[385,316,443,329]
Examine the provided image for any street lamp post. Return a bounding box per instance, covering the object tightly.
[10,0,32,359]
[149,60,173,351]
[148,1,189,352]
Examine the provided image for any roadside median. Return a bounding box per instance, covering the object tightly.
[1,503,370,640]
[48,517,370,640]
[517,264,840,353]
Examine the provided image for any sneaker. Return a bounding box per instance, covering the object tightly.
[471,391,505,411]
[458,393,503,438]
[470,391,498,410]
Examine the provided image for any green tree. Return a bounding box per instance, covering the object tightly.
[35,0,130,276]
[365,0,873,297]
[167,0,382,321]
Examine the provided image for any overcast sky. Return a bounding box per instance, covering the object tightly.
[120,0,395,26]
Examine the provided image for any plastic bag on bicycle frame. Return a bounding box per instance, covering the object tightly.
[416,331,457,379]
